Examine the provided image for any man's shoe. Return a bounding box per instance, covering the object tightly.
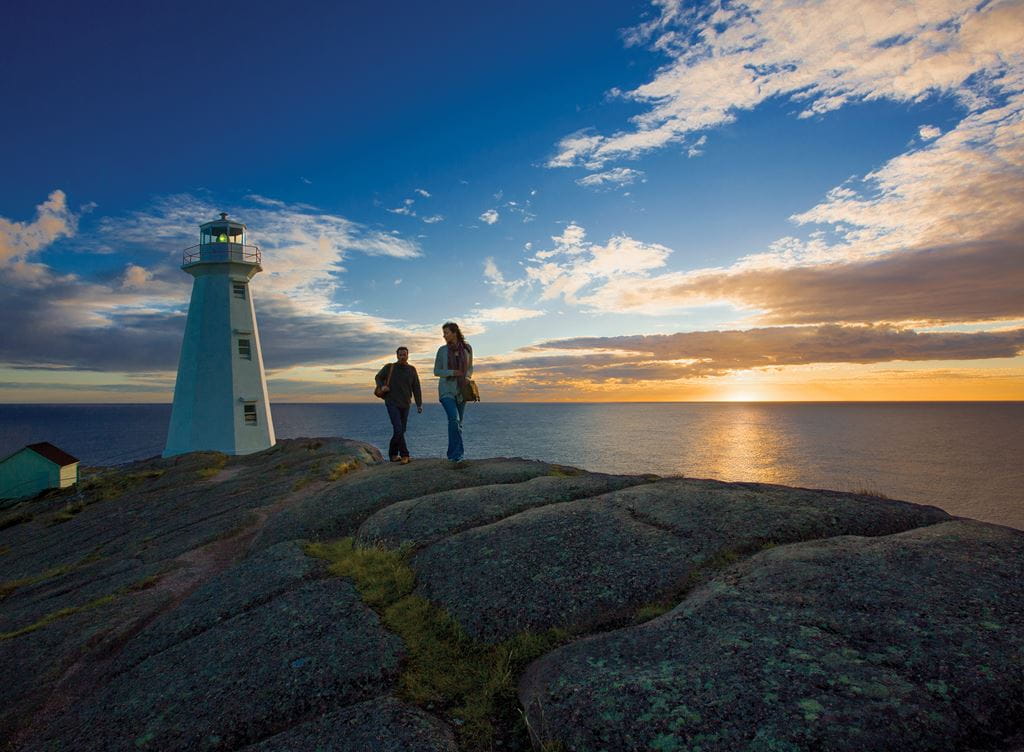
[390,455,401,462]
[401,456,411,465]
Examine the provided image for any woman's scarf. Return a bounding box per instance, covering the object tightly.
[447,342,471,391]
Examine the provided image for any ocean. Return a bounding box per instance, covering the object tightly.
[1,402,1021,530]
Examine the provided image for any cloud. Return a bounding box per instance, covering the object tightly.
[246,194,287,208]
[120,264,154,290]
[579,230,1024,324]
[0,190,80,267]
[787,96,1024,261]
[503,324,1024,382]
[415,188,431,197]
[479,209,500,225]
[576,167,646,189]
[687,135,707,158]
[469,306,546,323]
[517,223,672,304]
[0,272,434,373]
[422,214,445,224]
[483,257,528,299]
[93,193,421,312]
[918,124,942,140]
[0,192,427,374]
[550,0,1023,168]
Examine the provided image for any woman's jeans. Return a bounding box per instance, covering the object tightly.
[439,396,465,461]
[386,402,410,458]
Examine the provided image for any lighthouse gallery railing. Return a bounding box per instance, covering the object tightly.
[182,244,262,266]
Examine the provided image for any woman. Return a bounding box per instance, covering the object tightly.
[433,321,473,462]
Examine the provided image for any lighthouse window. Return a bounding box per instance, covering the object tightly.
[233,282,246,299]
[243,403,258,425]
[238,339,251,359]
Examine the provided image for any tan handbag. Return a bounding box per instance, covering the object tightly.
[461,378,480,402]
[374,363,394,399]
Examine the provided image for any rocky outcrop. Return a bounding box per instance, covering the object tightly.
[518,520,1024,752]
[0,438,1019,752]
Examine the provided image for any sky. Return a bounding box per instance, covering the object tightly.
[1,0,1022,403]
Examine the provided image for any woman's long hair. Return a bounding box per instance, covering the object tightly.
[442,321,467,347]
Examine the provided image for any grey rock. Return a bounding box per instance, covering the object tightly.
[519,520,1024,752]
[356,472,650,549]
[412,477,951,643]
[244,696,458,752]
[30,579,403,752]
[114,541,323,671]
[254,457,563,549]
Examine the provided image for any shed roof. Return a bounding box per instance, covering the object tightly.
[26,442,79,467]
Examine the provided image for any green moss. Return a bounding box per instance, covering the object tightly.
[797,698,824,721]
[630,540,777,627]
[634,603,673,623]
[306,537,569,751]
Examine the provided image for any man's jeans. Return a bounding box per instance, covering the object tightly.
[439,396,465,461]
[386,402,410,458]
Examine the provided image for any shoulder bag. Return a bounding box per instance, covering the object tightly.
[461,377,480,402]
[374,363,394,399]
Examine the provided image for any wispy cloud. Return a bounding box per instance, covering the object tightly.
[506,222,671,304]
[576,167,645,189]
[469,306,546,323]
[415,188,431,197]
[550,0,1022,168]
[483,256,528,300]
[499,324,1024,383]
[479,209,500,225]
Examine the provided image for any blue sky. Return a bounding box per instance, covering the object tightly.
[1,0,1022,401]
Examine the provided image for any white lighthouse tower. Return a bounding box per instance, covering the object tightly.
[163,213,276,457]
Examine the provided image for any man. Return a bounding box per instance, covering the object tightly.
[374,346,423,464]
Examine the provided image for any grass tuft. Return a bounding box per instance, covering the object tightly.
[547,464,583,477]
[196,455,228,479]
[0,509,34,531]
[306,539,413,608]
[306,537,569,750]
[851,487,890,499]
[0,594,117,641]
[328,458,360,481]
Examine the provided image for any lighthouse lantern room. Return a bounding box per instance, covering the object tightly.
[164,213,276,457]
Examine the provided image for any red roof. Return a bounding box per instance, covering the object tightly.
[26,442,79,467]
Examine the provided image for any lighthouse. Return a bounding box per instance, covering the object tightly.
[163,214,276,457]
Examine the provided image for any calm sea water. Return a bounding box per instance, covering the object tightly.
[1,402,1021,530]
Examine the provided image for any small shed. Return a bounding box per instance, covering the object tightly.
[0,442,80,500]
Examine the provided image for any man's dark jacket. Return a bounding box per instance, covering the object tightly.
[374,362,423,408]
